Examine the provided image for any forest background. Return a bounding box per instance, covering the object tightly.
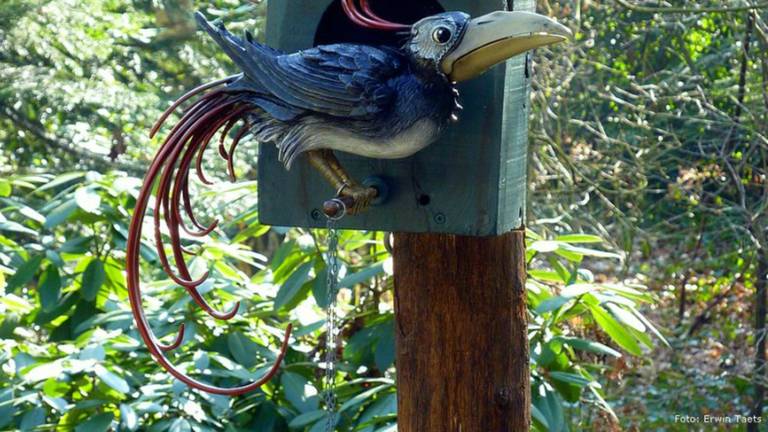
[1,0,767,431]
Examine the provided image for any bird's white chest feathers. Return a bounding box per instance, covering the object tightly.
[310,118,439,159]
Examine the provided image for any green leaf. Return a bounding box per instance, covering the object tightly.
[227,332,262,368]
[312,265,331,308]
[6,254,44,291]
[529,240,560,253]
[0,293,34,314]
[549,371,595,388]
[281,372,318,413]
[533,387,565,432]
[288,410,326,429]
[308,413,337,432]
[120,404,138,431]
[74,186,102,214]
[81,259,106,301]
[42,395,68,413]
[20,407,45,431]
[604,303,645,332]
[588,303,642,356]
[94,364,130,394]
[0,221,38,236]
[35,172,85,194]
[528,269,567,283]
[339,385,390,413]
[75,412,114,432]
[338,262,385,289]
[357,393,397,427]
[0,388,15,428]
[555,337,622,357]
[548,256,575,284]
[38,265,62,311]
[555,234,604,244]
[60,236,92,254]
[44,200,78,229]
[535,296,573,314]
[169,418,191,432]
[531,403,549,430]
[554,246,585,263]
[274,261,313,311]
[23,361,64,383]
[374,323,395,371]
[0,180,11,197]
[561,244,622,260]
[629,305,670,347]
[18,205,46,224]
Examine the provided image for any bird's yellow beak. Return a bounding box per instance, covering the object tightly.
[441,11,572,82]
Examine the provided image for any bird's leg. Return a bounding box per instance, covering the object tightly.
[321,149,353,186]
[306,150,377,215]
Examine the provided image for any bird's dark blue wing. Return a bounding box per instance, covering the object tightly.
[196,13,404,119]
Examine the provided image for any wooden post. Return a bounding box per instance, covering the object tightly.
[393,230,530,432]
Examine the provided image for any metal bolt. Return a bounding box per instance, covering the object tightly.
[434,213,446,225]
[311,209,322,221]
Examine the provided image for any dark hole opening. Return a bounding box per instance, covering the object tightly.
[314,0,445,47]
[418,194,431,206]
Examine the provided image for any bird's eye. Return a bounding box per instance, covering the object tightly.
[432,27,452,44]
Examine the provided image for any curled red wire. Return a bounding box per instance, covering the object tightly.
[127,75,293,395]
[341,0,411,31]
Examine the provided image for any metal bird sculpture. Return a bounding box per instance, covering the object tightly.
[126,0,571,396]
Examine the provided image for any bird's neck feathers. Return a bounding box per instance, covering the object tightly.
[408,57,452,86]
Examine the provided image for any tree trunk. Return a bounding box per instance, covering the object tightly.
[749,252,768,431]
[393,230,530,432]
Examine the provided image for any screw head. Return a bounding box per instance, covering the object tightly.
[311,209,322,221]
[434,213,446,225]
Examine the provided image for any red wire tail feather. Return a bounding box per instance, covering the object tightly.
[127,76,292,394]
[342,0,411,31]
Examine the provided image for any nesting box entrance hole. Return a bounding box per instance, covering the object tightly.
[314,0,444,47]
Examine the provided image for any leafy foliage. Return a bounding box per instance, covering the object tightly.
[0,169,663,431]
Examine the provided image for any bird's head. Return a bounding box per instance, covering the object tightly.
[405,10,572,82]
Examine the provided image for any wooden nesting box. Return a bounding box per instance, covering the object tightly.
[259,0,532,236]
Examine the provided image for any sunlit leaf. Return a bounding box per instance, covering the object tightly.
[338,262,384,289]
[605,302,645,332]
[120,404,138,431]
[0,180,11,197]
[35,172,85,194]
[0,220,38,237]
[588,303,642,356]
[0,293,34,314]
[530,240,560,253]
[74,187,102,214]
[555,234,604,244]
